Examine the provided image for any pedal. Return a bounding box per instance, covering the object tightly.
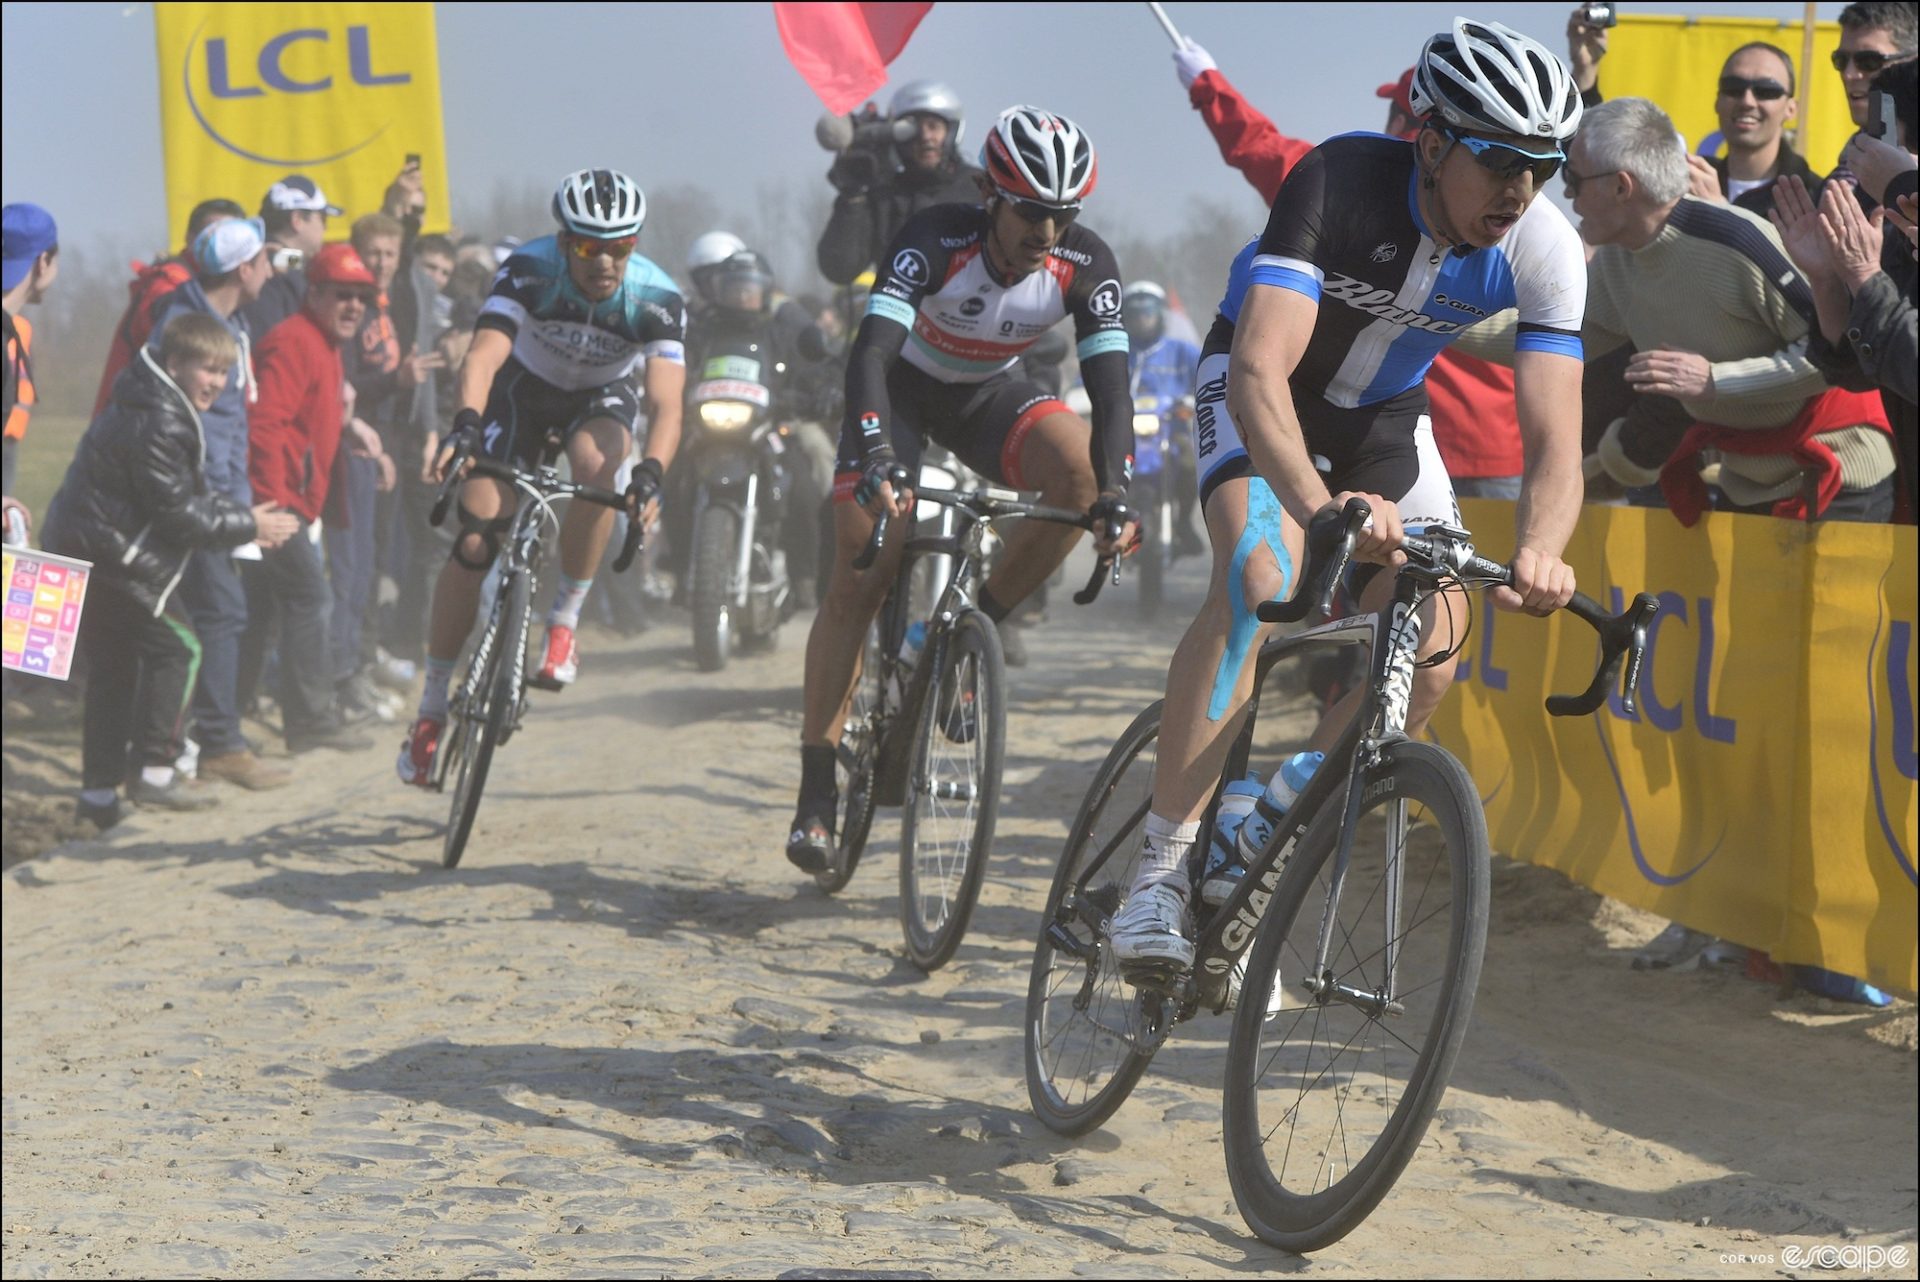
[1118,955,1191,994]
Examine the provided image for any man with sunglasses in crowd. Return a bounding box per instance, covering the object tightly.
[1834,1,1917,148]
[1107,20,1591,978]
[1568,10,1821,215]
[783,105,1139,875]
[397,169,686,787]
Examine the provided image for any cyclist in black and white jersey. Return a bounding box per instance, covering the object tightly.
[1109,20,1592,972]
[785,105,1140,875]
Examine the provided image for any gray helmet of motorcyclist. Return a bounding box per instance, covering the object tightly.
[709,249,775,316]
[889,79,965,173]
[1123,281,1168,350]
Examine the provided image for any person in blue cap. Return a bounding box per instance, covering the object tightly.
[3,202,59,502]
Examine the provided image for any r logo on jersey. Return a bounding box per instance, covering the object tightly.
[1370,241,1397,264]
[1089,279,1123,319]
[959,296,986,317]
[892,248,931,287]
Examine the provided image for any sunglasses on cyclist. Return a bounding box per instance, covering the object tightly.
[1441,128,1565,185]
[1717,74,1790,101]
[565,234,638,260]
[999,197,1079,227]
[1829,49,1914,74]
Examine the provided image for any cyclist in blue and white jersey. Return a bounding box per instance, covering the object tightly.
[1108,20,1591,973]
[785,106,1141,875]
[398,169,686,787]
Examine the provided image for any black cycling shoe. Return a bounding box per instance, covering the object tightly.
[785,801,837,874]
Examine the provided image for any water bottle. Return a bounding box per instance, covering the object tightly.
[889,619,927,706]
[1203,751,1323,907]
[1196,775,1264,900]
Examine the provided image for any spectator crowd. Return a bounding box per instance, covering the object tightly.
[1,1,1913,1007]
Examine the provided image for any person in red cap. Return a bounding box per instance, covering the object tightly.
[237,243,380,755]
[1170,36,1528,502]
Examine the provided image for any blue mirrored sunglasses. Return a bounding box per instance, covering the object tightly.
[1442,128,1566,185]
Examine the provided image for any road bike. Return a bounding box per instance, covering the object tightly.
[819,468,1126,971]
[1024,498,1657,1250]
[425,435,645,869]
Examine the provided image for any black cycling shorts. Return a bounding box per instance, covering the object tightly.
[833,362,1069,501]
[480,358,643,468]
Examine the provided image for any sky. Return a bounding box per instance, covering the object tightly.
[0,0,1852,271]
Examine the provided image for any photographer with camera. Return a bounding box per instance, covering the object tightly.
[815,80,981,287]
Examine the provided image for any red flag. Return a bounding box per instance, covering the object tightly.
[774,2,934,115]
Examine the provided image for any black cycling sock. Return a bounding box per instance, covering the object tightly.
[978,586,1013,624]
[799,743,838,807]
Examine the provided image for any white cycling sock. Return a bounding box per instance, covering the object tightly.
[80,787,117,807]
[419,657,456,721]
[140,765,175,788]
[548,576,593,628]
[1132,812,1201,896]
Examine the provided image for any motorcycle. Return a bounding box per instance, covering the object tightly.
[1128,390,1195,620]
[684,338,796,671]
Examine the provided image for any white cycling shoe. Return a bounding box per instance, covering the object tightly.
[1109,881,1195,976]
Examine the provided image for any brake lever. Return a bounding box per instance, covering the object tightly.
[1256,497,1370,624]
[1545,591,1659,717]
[851,465,913,572]
[428,444,474,527]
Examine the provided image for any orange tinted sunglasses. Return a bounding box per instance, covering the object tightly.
[566,234,637,260]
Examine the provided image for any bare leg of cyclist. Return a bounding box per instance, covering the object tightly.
[1112,475,1302,973]
[789,496,908,872]
[539,418,629,686]
[978,412,1098,612]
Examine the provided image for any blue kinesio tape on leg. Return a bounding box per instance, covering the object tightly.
[1208,478,1291,721]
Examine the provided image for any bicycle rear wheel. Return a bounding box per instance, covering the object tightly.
[442,571,529,869]
[1222,740,1489,1252]
[816,620,884,895]
[898,609,1004,971]
[1024,699,1165,1135]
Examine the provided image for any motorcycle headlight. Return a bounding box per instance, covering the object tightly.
[699,401,755,432]
[1133,412,1161,438]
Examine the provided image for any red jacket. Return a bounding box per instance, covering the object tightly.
[1191,70,1526,480]
[1659,387,1892,526]
[249,308,345,523]
[93,257,194,419]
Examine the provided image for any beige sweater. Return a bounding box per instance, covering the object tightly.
[1461,197,1894,506]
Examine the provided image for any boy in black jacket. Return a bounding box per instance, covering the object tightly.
[44,313,298,826]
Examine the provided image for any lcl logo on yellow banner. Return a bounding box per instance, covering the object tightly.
[155,3,449,236]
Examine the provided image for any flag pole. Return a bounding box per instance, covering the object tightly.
[1147,2,1183,47]
[1795,1,1816,155]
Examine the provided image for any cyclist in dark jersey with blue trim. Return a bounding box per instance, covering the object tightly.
[1109,20,1592,973]
[398,169,686,788]
[785,106,1140,875]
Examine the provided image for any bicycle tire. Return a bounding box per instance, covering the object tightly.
[1221,740,1489,1252]
[1024,699,1165,1136]
[898,609,1005,971]
[442,570,529,869]
[816,621,884,895]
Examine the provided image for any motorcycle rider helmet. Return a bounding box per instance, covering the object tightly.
[1409,17,1582,143]
[552,168,647,238]
[888,79,965,165]
[981,106,1098,209]
[1123,281,1168,349]
[710,250,774,315]
[687,230,747,305]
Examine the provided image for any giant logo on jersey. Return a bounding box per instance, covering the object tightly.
[891,248,931,288]
[1088,279,1123,320]
[1321,272,1469,334]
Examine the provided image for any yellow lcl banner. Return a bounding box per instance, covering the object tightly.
[154,2,448,242]
[1600,14,1856,175]
[1432,501,1917,998]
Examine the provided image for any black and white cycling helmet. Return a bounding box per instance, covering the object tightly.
[980,106,1098,208]
[1409,18,1582,143]
[552,168,647,239]
[889,79,965,151]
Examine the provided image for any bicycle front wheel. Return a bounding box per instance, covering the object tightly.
[1222,740,1489,1252]
[898,609,1005,971]
[1024,699,1165,1136]
[443,570,529,870]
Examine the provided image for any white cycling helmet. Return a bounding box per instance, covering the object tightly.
[1409,18,1583,143]
[552,168,647,238]
[687,230,747,275]
[1123,281,1168,306]
[980,106,1098,208]
[889,79,965,150]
